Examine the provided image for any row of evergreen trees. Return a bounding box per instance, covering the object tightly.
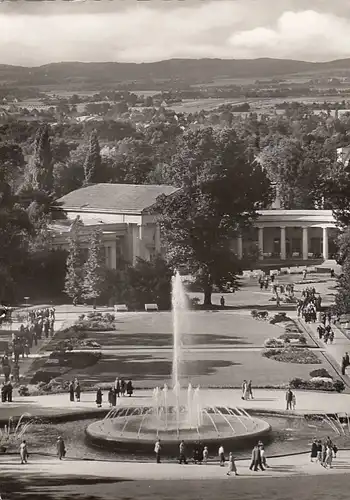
[26,124,102,193]
[64,228,105,306]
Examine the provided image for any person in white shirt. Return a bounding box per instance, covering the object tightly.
[218,445,225,466]
[20,440,28,464]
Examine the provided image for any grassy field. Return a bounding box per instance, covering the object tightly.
[2,474,350,500]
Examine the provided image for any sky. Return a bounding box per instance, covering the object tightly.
[1,0,350,66]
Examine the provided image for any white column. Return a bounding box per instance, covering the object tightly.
[280,226,286,260]
[302,227,308,260]
[322,227,329,260]
[155,224,161,253]
[110,242,117,269]
[237,235,243,259]
[104,246,109,267]
[258,227,264,260]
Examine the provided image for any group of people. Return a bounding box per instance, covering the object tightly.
[341,352,350,375]
[69,378,81,402]
[154,439,270,476]
[19,436,66,464]
[241,380,253,400]
[27,306,56,342]
[310,437,338,468]
[317,323,335,344]
[285,388,297,410]
[297,287,322,322]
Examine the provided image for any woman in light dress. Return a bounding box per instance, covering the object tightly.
[324,445,333,468]
[241,380,248,400]
[20,440,28,464]
[226,452,238,476]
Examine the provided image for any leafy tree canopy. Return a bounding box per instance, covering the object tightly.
[155,127,273,305]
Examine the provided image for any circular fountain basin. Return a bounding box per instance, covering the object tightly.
[86,406,271,452]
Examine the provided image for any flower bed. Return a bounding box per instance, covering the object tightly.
[263,346,321,364]
[269,313,292,325]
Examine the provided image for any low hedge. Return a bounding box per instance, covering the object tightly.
[310,368,333,379]
[263,346,321,364]
[279,333,307,345]
[269,313,292,325]
[289,377,345,392]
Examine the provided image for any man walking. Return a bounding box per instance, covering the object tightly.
[286,388,294,410]
[179,440,187,464]
[154,439,161,464]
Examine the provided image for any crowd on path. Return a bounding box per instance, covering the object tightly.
[19,436,66,465]
[310,437,338,469]
[152,438,318,475]
[67,377,135,407]
[0,307,56,401]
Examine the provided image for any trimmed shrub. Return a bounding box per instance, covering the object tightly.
[289,377,334,391]
[263,346,321,364]
[333,380,346,393]
[310,368,333,379]
[18,385,30,397]
[31,370,61,385]
[284,322,302,333]
[264,337,285,348]
[270,312,292,324]
[279,333,307,345]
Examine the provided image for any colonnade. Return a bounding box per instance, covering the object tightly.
[236,226,331,261]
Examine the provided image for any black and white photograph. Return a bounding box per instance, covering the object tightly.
[2,0,350,498]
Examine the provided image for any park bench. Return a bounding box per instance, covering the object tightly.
[114,304,128,312]
[145,304,159,312]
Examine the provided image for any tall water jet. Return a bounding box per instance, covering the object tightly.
[171,271,188,388]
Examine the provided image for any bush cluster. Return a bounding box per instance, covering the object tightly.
[289,377,345,392]
[269,312,292,324]
[263,346,321,364]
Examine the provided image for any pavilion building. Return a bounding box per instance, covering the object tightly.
[50,183,339,270]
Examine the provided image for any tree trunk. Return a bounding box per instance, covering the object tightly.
[203,283,212,306]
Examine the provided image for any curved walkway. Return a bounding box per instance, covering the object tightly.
[1,451,350,480]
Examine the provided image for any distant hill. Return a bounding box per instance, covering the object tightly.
[1,57,350,87]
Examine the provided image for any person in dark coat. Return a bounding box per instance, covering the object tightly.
[7,381,13,402]
[120,379,126,396]
[249,444,264,471]
[96,388,102,407]
[56,436,66,460]
[286,388,294,410]
[179,440,187,464]
[108,388,114,407]
[1,383,7,402]
[310,439,318,462]
[126,380,133,397]
[69,382,74,402]
[75,382,81,402]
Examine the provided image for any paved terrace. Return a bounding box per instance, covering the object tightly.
[1,450,350,480]
[2,388,350,421]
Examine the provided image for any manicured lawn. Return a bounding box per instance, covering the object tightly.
[2,474,350,500]
[57,349,336,389]
[46,311,291,349]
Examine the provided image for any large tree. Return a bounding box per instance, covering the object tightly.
[155,128,273,305]
[83,130,102,184]
[82,229,106,306]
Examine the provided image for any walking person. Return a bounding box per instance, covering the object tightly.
[316,440,322,462]
[126,380,134,397]
[324,445,333,468]
[56,436,66,460]
[96,388,103,408]
[292,392,296,410]
[310,439,318,462]
[241,380,248,400]
[75,381,81,402]
[20,440,28,464]
[226,452,238,476]
[154,439,161,464]
[220,296,225,308]
[285,388,294,410]
[202,446,209,464]
[259,442,269,468]
[69,381,74,402]
[218,445,225,466]
[114,377,120,398]
[247,380,253,400]
[249,444,264,471]
[179,440,187,464]
[120,379,126,397]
